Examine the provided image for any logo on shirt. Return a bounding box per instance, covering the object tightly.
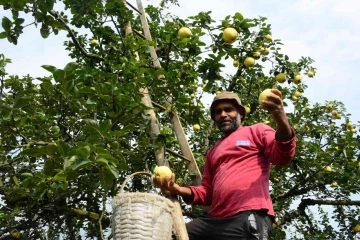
[235,140,250,146]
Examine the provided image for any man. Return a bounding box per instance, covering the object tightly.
[155,90,296,239]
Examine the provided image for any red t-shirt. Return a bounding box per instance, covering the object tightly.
[187,123,296,218]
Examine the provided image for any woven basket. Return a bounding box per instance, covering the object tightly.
[111,171,175,240]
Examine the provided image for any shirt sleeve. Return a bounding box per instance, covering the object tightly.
[182,150,214,206]
[257,123,296,166]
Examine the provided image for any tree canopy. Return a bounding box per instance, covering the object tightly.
[0,0,359,239]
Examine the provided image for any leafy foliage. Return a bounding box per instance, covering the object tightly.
[0,0,359,239]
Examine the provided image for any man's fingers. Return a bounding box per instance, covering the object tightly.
[270,89,282,98]
[152,174,177,193]
[265,93,282,105]
[168,174,175,188]
[260,100,279,110]
[162,176,169,188]
[152,176,159,186]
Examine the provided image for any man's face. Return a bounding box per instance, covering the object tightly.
[213,101,242,134]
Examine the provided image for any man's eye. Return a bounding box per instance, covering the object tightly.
[215,107,234,114]
[224,107,234,112]
[215,109,222,115]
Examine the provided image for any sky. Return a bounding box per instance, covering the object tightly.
[0,0,359,237]
[1,0,360,126]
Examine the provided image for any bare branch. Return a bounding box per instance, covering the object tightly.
[273,198,360,229]
[300,199,360,207]
[151,100,167,111]
[274,147,345,203]
[272,182,326,202]
[273,209,301,229]
[166,148,191,162]
[202,121,215,155]
[109,15,127,55]
[49,10,104,61]
[133,29,146,39]
[125,1,142,15]
[98,194,107,240]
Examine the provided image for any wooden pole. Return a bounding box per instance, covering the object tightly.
[122,1,189,239]
[123,14,166,167]
[135,0,202,186]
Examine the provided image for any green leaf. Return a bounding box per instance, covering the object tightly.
[13,97,29,108]
[234,12,244,21]
[63,155,77,171]
[76,146,91,159]
[100,171,113,191]
[45,0,54,12]
[72,159,92,170]
[50,182,62,189]
[86,98,97,105]
[40,25,50,38]
[7,34,17,45]
[46,144,57,156]
[96,158,108,166]
[107,165,119,179]
[12,10,19,19]
[44,159,55,176]
[34,182,47,199]
[41,81,53,92]
[64,62,79,74]
[0,32,7,39]
[12,0,27,9]
[66,170,79,181]
[41,65,57,74]
[61,181,69,190]
[21,147,46,157]
[57,141,70,156]
[65,78,74,93]
[53,69,65,83]
[83,119,99,128]
[99,119,112,133]
[2,17,11,31]
[98,154,119,166]
[21,173,33,178]
[53,171,67,182]
[14,18,24,25]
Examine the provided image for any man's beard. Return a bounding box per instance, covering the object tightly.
[216,115,241,134]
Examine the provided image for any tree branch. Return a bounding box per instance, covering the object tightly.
[273,209,301,229]
[49,10,104,61]
[274,147,345,203]
[151,100,166,111]
[109,15,127,55]
[202,121,215,155]
[272,182,325,202]
[166,148,191,162]
[97,194,106,240]
[273,198,360,229]
[298,205,316,233]
[300,199,360,207]
[125,1,142,15]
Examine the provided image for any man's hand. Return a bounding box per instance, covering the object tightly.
[260,89,285,117]
[153,173,180,195]
[153,173,194,199]
[260,89,293,141]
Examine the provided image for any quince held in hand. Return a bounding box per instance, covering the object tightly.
[258,89,274,105]
[153,166,173,181]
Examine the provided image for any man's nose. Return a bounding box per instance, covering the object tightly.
[219,110,228,117]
